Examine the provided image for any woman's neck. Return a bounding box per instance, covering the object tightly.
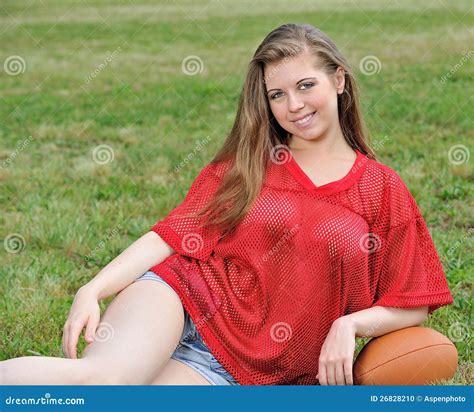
[288,132,354,162]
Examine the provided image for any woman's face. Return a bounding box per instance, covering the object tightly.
[263,51,345,148]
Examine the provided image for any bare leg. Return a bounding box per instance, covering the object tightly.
[151,358,212,385]
[0,280,185,385]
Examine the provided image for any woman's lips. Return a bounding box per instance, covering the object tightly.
[293,111,317,128]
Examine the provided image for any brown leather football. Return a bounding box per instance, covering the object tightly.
[353,326,458,385]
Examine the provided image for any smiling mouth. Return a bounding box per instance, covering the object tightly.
[293,111,316,126]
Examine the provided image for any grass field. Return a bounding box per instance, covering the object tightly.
[0,0,472,384]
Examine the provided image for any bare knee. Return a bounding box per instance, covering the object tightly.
[80,280,186,385]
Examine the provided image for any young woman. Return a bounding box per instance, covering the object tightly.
[1,23,453,386]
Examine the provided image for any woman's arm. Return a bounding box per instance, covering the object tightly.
[80,231,175,300]
[342,305,429,338]
[317,305,429,385]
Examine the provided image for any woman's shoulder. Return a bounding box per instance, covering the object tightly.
[362,155,422,227]
[362,154,407,190]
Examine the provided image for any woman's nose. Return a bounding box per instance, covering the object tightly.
[287,93,305,113]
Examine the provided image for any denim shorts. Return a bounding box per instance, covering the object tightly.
[134,271,239,386]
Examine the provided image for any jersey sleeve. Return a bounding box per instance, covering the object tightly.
[150,162,224,261]
[370,170,454,315]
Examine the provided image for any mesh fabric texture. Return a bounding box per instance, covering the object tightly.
[149,149,453,385]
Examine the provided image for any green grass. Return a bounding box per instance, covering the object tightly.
[1,0,472,384]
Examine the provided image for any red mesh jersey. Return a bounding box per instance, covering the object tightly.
[149,149,453,385]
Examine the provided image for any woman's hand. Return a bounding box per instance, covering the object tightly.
[317,316,356,385]
[62,285,101,359]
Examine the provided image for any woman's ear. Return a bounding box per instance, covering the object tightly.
[335,66,345,94]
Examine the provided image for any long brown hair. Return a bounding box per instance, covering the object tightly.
[181,23,376,239]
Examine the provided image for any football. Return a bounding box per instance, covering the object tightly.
[353,326,458,385]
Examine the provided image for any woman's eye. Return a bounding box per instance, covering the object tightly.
[270,82,314,100]
[300,82,314,90]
